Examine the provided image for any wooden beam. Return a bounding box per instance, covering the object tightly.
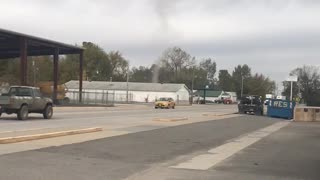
[20,37,27,85]
[53,48,59,104]
[79,51,83,103]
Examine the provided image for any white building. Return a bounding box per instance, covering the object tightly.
[65,80,191,104]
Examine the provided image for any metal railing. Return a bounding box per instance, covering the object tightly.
[66,90,135,105]
[67,90,116,105]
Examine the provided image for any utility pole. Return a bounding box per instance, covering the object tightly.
[126,66,129,103]
[286,76,297,101]
[290,81,293,101]
[191,69,195,105]
[241,76,244,98]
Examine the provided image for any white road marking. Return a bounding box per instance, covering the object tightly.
[171,121,290,170]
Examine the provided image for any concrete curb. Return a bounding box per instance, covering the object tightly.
[153,117,188,122]
[0,127,103,144]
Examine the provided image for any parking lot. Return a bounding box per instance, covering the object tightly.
[0,104,237,154]
[0,104,319,180]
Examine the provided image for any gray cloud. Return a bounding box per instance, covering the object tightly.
[0,0,320,84]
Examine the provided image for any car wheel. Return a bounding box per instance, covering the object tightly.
[172,105,175,109]
[155,107,158,109]
[43,105,53,119]
[17,105,28,120]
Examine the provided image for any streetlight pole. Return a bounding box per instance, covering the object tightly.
[286,76,297,101]
[191,69,195,105]
[241,76,244,98]
[290,81,293,101]
[126,66,129,103]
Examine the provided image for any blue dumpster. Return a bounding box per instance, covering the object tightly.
[267,99,296,119]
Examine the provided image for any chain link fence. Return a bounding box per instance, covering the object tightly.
[67,90,115,105]
[66,90,135,105]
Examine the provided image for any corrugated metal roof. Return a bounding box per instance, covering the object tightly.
[0,28,83,59]
[65,80,189,92]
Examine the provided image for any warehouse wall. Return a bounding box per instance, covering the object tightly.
[66,87,190,104]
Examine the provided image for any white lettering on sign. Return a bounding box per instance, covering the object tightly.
[273,101,288,108]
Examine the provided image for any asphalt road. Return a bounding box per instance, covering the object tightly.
[0,104,237,132]
[0,105,319,180]
[0,115,303,180]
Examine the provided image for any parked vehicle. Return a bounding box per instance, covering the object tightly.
[238,95,263,115]
[0,86,53,120]
[223,98,232,104]
[155,97,175,109]
[214,99,223,104]
[37,82,69,104]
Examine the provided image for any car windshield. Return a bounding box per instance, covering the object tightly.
[159,98,168,101]
[9,87,32,97]
[240,96,260,105]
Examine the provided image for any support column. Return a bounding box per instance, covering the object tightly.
[79,51,83,103]
[20,37,27,85]
[53,48,59,104]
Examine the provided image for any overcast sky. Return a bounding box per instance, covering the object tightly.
[1,0,320,87]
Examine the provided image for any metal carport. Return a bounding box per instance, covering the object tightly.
[0,28,84,103]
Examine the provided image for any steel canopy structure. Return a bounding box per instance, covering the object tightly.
[0,28,84,103]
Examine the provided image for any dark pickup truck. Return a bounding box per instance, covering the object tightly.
[0,86,53,120]
[238,95,264,115]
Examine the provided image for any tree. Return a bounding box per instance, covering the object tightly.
[130,66,153,82]
[59,54,80,83]
[232,64,252,97]
[28,56,53,84]
[283,65,320,106]
[61,42,129,83]
[108,51,129,81]
[0,58,20,85]
[82,42,110,81]
[200,58,216,86]
[160,47,194,80]
[246,73,275,97]
[218,70,233,91]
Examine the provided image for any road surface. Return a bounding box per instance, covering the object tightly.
[0,104,319,180]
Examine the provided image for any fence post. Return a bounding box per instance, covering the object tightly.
[106,91,108,104]
[113,91,115,105]
[102,90,104,104]
[73,91,75,104]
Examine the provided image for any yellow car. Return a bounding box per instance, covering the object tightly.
[155,97,176,109]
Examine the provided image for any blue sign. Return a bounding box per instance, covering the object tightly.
[267,99,295,119]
